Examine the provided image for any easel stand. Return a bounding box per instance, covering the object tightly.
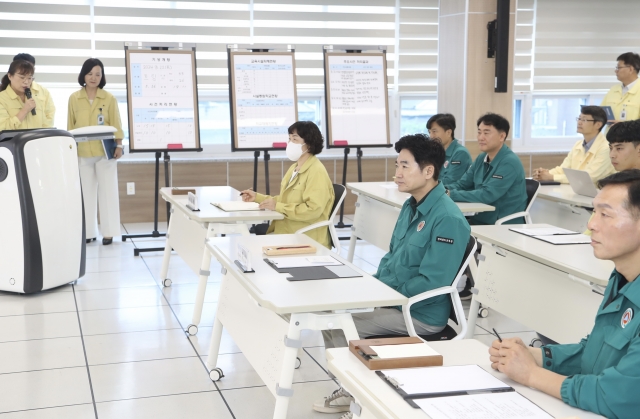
[336,146,363,229]
[252,150,272,195]
[122,151,171,256]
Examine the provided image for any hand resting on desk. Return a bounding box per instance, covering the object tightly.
[489,337,565,400]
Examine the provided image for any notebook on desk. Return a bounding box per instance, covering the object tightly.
[212,201,261,212]
[377,365,552,418]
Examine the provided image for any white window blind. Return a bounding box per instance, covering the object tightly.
[1,0,438,92]
[514,0,535,92]
[533,0,640,92]
[397,0,438,93]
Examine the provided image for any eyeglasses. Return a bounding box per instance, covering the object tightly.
[615,65,631,71]
[15,74,35,82]
[576,118,595,123]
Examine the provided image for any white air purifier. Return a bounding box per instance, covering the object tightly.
[0,129,86,293]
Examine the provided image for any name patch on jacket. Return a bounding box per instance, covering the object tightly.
[492,175,503,179]
[451,161,461,165]
[436,237,454,244]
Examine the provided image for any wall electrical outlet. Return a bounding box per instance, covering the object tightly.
[127,182,135,195]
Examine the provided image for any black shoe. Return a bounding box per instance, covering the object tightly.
[459,276,473,300]
[86,238,96,244]
[102,237,113,245]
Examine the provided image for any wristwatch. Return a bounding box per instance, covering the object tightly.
[115,145,123,149]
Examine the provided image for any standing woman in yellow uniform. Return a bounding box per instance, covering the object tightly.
[68,58,124,245]
[240,121,335,248]
[0,60,53,130]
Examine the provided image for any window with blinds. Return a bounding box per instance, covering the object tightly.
[514,0,535,93]
[533,0,640,92]
[0,0,438,93]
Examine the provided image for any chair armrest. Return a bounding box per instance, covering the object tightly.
[295,220,331,235]
[495,211,528,225]
[401,286,457,337]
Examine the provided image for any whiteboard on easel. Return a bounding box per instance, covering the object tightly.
[324,52,390,148]
[125,48,201,152]
[229,51,298,151]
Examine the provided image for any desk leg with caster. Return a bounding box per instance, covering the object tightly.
[159,211,175,288]
[206,316,225,381]
[272,316,303,419]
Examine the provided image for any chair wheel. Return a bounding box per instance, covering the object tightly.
[530,338,543,348]
[209,368,224,381]
[186,324,198,336]
[163,278,172,287]
[478,307,489,318]
[295,357,301,369]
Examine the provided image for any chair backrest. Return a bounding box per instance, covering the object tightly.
[524,179,541,212]
[448,235,478,325]
[330,183,347,219]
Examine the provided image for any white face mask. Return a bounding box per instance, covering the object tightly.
[286,142,306,162]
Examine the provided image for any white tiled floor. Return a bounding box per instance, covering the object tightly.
[0,220,535,418]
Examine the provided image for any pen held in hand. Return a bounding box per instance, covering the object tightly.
[492,328,503,343]
[239,187,253,197]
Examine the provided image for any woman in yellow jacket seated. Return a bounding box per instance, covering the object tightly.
[0,60,53,130]
[241,121,335,248]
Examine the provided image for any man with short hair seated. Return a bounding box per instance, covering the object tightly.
[533,106,615,184]
[444,113,527,225]
[313,134,471,415]
[490,170,640,419]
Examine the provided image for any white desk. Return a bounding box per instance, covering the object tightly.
[346,182,495,261]
[531,185,593,232]
[159,186,283,334]
[204,234,407,419]
[326,340,604,419]
[467,224,613,344]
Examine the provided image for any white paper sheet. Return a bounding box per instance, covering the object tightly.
[369,343,440,359]
[267,255,342,269]
[510,227,577,236]
[379,365,510,396]
[212,201,261,212]
[534,234,592,245]
[415,392,552,419]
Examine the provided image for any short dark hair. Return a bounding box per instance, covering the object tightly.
[78,58,106,89]
[394,133,445,181]
[581,106,607,132]
[0,60,34,92]
[426,113,456,138]
[477,113,510,138]
[13,53,35,65]
[288,121,323,155]
[617,52,640,73]
[597,170,640,219]
[606,119,640,148]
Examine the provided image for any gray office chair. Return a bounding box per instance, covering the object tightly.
[495,179,540,225]
[295,184,347,253]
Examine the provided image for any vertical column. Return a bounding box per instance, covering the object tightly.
[437,0,516,158]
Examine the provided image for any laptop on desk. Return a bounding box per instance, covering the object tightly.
[564,168,599,198]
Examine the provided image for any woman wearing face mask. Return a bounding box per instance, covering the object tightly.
[240,121,335,248]
[0,60,52,130]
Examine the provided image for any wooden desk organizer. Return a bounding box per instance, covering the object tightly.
[349,337,443,370]
[170,188,196,195]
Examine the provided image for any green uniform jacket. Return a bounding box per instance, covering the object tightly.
[542,270,640,419]
[374,182,471,327]
[445,144,527,225]
[440,140,472,185]
[255,155,335,248]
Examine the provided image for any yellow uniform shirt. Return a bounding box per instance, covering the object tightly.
[255,155,335,248]
[67,88,124,158]
[0,84,54,130]
[601,80,640,122]
[548,132,616,184]
[30,81,56,128]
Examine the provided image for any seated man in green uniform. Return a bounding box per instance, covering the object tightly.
[314,134,471,414]
[426,113,472,184]
[490,170,640,419]
[444,113,527,225]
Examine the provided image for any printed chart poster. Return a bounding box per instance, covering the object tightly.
[325,53,390,147]
[230,52,298,150]
[126,49,201,152]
